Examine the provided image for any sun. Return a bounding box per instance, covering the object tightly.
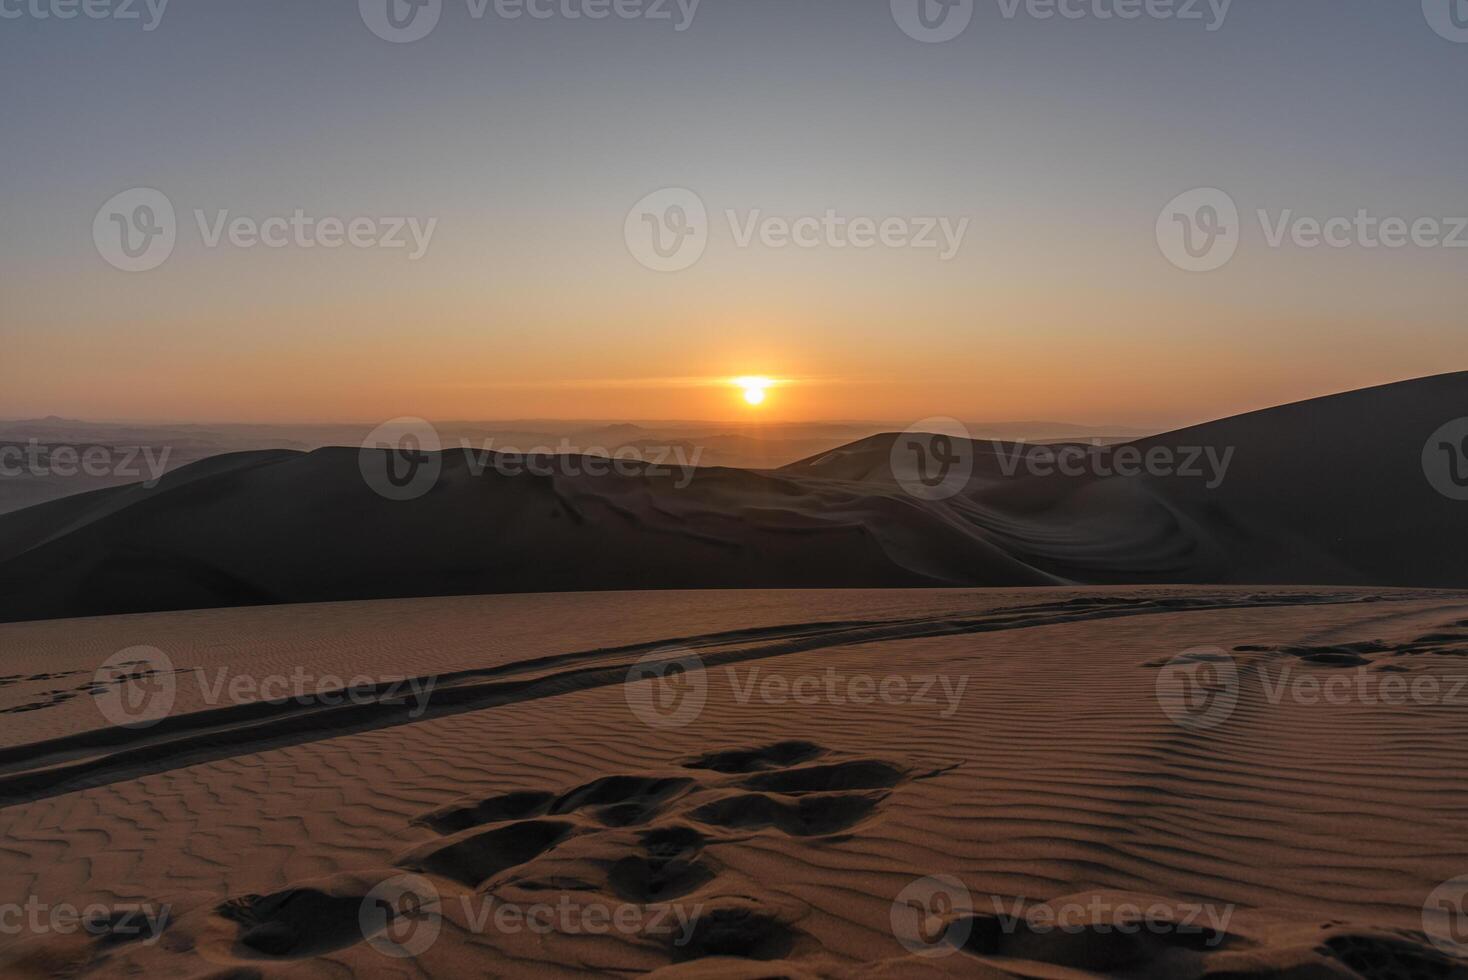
[733,376,774,407]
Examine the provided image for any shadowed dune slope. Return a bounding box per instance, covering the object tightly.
[1,374,1466,622]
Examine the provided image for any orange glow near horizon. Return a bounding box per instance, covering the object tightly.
[3,297,1461,428]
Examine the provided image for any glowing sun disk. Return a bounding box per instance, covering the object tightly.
[733,376,774,408]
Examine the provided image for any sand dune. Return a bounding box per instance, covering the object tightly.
[0,418,1134,517]
[0,587,1465,977]
[0,374,1463,623]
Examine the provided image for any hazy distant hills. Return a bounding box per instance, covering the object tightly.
[0,375,1463,622]
[0,418,1146,516]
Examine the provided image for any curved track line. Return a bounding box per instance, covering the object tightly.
[0,591,1451,808]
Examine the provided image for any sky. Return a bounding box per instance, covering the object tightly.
[2,0,1466,428]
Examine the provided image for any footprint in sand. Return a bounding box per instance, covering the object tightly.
[933,896,1467,979]
[218,888,383,959]
[1220,621,1468,674]
[205,740,937,967]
